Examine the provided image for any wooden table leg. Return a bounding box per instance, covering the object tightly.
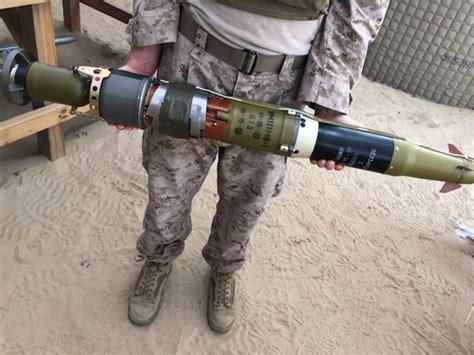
[62,0,81,32]
[31,2,66,161]
[0,8,25,47]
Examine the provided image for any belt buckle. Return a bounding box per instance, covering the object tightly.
[240,49,259,75]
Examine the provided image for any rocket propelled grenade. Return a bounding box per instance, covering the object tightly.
[2,50,473,191]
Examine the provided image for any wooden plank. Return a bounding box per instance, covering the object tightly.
[37,125,65,161]
[80,0,131,24]
[0,8,25,47]
[17,6,36,52]
[0,104,83,147]
[62,0,81,32]
[30,2,65,160]
[0,0,48,10]
[32,2,57,65]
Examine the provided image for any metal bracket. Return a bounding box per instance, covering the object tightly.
[73,66,111,117]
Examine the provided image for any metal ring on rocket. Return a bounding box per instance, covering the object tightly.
[147,81,168,121]
[150,81,195,138]
[1,49,34,106]
[146,81,209,139]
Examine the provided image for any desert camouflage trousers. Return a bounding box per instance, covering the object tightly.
[138,29,304,272]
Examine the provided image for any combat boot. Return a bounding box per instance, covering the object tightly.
[128,260,172,326]
[207,269,236,333]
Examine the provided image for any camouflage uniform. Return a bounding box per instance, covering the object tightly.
[126,1,389,272]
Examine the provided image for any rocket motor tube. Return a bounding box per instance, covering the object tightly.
[310,123,395,173]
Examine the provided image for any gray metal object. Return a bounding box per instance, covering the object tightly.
[147,81,168,120]
[153,82,196,139]
[1,49,33,105]
[99,70,151,129]
[148,83,207,138]
[363,1,473,109]
[0,36,77,52]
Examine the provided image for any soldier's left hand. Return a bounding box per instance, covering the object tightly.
[310,105,363,171]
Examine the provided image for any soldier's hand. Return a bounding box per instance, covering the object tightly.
[108,123,135,131]
[310,105,363,171]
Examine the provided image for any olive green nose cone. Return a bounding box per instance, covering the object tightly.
[25,62,90,107]
[386,139,474,187]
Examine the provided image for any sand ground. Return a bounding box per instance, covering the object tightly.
[1,2,473,354]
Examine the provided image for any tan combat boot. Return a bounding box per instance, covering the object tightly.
[207,269,236,333]
[128,260,172,326]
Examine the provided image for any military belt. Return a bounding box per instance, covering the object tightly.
[179,7,308,75]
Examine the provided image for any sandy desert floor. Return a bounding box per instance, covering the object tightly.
[1,3,473,354]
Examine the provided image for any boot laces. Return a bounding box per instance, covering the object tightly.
[136,261,161,300]
[214,272,234,307]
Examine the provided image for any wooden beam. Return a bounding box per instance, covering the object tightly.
[30,2,66,160]
[0,104,84,147]
[80,0,131,24]
[36,124,66,161]
[0,0,48,10]
[32,2,57,65]
[62,0,81,32]
[0,8,25,47]
[16,6,36,52]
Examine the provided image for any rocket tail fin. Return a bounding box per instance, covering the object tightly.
[440,182,462,193]
[448,144,465,156]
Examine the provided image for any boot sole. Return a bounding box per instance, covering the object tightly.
[207,318,234,334]
[128,303,161,326]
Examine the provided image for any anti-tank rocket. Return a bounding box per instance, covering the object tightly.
[2,50,473,192]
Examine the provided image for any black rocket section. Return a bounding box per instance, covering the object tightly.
[310,123,395,173]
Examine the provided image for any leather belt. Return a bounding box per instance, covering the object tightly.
[179,7,308,75]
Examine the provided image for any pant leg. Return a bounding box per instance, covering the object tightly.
[202,146,286,272]
[138,128,218,264]
[203,59,304,273]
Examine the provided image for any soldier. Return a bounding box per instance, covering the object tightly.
[121,0,389,333]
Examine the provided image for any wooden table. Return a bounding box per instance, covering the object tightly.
[0,0,76,160]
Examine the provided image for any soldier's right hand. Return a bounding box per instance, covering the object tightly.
[310,104,364,171]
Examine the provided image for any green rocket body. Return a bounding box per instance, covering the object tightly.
[2,56,473,192]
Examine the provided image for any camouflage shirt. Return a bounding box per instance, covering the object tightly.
[126,0,389,114]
